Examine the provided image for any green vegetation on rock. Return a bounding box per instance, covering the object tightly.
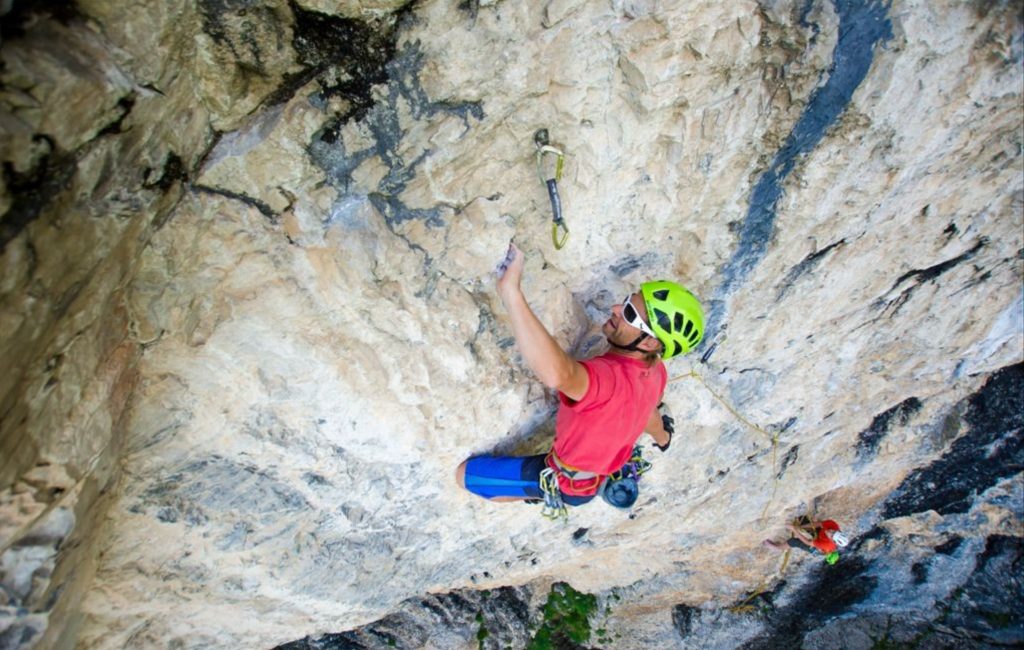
[527,582,599,650]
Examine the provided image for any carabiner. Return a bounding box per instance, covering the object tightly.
[551,217,569,250]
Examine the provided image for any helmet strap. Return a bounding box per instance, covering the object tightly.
[610,332,648,352]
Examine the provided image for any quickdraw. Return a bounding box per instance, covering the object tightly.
[534,129,568,250]
[538,447,652,519]
[538,467,568,522]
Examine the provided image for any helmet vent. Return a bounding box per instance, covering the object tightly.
[654,308,671,333]
[672,341,682,357]
[653,289,669,301]
[673,313,684,332]
[683,320,693,337]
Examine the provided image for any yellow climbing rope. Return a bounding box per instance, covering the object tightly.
[668,363,795,610]
[727,548,791,614]
[666,368,782,520]
[668,369,776,442]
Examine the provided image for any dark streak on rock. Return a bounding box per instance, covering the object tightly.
[672,604,699,638]
[882,363,1023,520]
[855,397,923,461]
[302,472,331,487]
[776,238,846,300]
[798,0,821,44]
[276,585,534,650]
[0,135,78,253]
[369,191,442,229]
[706,0,893,340]
[738,556,878,650]
[874,238,987,317]
[775,416,797,432]
[156,506,179,523]
[953,265,992,296]
[308,40,483,230]
[138,455,310,529]
[776,444,799,479]
[941,534,1024,646]
[746,443,773,463]
[458,0,481,22]
[96,94,137,137]
[610,253,656,277]
[0,0,83,42]
[142,152,189,193]
[287,1,397,124]
[191,183,277,220]
[198,0,285,72]
[935,536,963,556]
[974,534,1019,573]
[53,279,86,319]
[911,561,928,584]
[193,130,225,176]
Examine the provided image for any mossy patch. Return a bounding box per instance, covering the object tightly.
[526,582,598,650]
[983,610,1015,629]
[476,610,490,649]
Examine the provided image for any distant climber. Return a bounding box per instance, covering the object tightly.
[763,515,850,564]
[455,242,704,514]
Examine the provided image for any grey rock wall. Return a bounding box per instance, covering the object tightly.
[0,0,1021,648]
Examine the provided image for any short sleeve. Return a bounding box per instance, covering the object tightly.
[558,358,617,409]
[821,520,840,532]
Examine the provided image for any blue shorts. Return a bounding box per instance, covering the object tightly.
[463,454,595,506]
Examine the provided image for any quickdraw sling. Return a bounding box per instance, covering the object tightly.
[534,129,568,250]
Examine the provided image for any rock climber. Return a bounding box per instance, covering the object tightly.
[763,515,850,564]
[455,242,704,510]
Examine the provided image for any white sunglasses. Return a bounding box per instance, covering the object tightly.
[622,295,656,339]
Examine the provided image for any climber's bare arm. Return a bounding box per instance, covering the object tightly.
[644,403,670,447]
[496,243,589,401]
[788,523,816,543]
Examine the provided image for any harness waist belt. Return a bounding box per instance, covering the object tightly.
[547,451,598,480]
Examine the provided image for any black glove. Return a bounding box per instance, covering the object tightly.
[655,402,674,452]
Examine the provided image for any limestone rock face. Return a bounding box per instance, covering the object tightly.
[0,0,1021,648]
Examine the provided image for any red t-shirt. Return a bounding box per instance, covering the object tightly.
[551,353,667,495]
[812,520,840,554]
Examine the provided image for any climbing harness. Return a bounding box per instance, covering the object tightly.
[534,129,568,250]
[538,446,655,518]
[539,467,568,521]
[599,446,653,509]
[546,450,601,493]
[536,450,604,521]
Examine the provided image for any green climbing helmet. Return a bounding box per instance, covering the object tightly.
[640,280,704,359]
[824,551,840,565]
